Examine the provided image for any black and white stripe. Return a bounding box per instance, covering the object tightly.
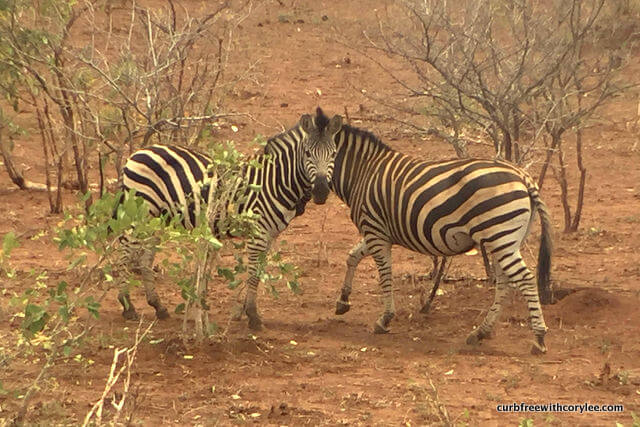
[311,108,552,353]
[115,114,338,329]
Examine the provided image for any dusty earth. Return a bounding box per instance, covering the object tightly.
[1,1,640,425]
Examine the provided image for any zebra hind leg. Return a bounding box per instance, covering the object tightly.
[117,290,139,320]
[142,271,169,320]
[115,240,140,320]
[140,248,169,320]
[468,250,548,354]
[504,253,547,354]
[336,239,367,315]
[465,280,509,346]
[133,241,169,320]
[230,290,246,322]
[516,276,548,354]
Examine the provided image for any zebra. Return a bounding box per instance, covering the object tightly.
[309,108,553,354]
[114,112,342,330]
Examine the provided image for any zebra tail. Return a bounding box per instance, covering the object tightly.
[535,197,553,305]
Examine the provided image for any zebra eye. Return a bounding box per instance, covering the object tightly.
[304,148,312,157]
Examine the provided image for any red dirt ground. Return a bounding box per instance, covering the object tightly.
[1,1,640,425]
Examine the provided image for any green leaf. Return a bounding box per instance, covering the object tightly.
[85,297,100,319]
[58,305,70,323]
[217,267,234,281]
[2,231,19,257]
[56,280,68,295]
[67,254,87,270]
[80,191,92,202]
[207,236,223,250]
[23,304,50,336]
[287,280,300,294]
[268,284,279,299]
[228,279,242,289]
[175,303,185,314]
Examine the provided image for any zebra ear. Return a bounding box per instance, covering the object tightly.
[328,115,343,134]
[300,114,314,133]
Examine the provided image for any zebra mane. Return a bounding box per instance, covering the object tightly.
[262,123,304,156]
[314,107,392,152]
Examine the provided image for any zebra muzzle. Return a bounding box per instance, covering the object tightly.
[312,176,330,204]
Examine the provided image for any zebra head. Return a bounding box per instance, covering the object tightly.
[299,109,342,204]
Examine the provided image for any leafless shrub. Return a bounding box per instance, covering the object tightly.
[0,0,252,211]
[346,0,637,232]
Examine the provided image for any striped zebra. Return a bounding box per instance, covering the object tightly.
[115,113,341,330]
[310,108,552,354]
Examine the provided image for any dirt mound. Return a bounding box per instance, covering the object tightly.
[548,287,624,326]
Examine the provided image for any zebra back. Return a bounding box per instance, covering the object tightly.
[313,113,543,257]
[122,144,211,229]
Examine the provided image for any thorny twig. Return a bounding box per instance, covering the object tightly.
[83,319,155,426]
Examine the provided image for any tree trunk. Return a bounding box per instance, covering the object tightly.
[556,142,573,233]
[0,136,26,189]
[538,132,561,190]
[570,127,587,232]
[503,132,512,161]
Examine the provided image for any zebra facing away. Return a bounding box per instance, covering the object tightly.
[116,112,342,330]
[310,108,553,354]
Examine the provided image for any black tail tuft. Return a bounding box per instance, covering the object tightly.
[536,199,554,304]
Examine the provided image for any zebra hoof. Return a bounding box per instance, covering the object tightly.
[531,337,547,355]
[248,317,263,331]
[122,309,139,321]
[466,329,491,346]
[155,308,170,320]
[335,300,351,315]
[419,302,432,314]
[373,320,390,334]
[466,333,480,346]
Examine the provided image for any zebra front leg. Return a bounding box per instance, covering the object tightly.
[243,274,262,330]
[242,240,270,330]
[336,239,368,315]
[371,241,395,334]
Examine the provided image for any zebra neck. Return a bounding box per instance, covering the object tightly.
[332,127,392,208]
[244,137,310,213]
